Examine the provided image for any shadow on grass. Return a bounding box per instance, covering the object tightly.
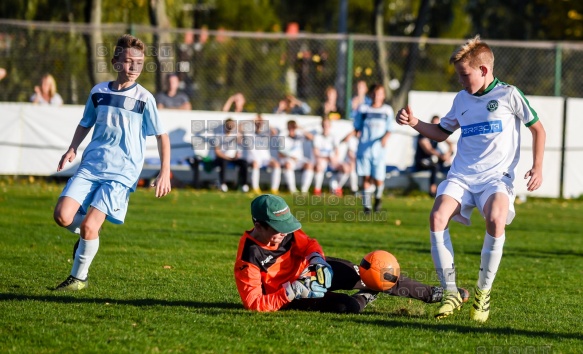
[463,248,583,258]
[391,240,431,255]
[349,317,582,341]
[0,293,242,310]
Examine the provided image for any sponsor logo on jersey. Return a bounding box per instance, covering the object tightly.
[487,100,499,112]
[260,255,274,266]
[461,120,503,137]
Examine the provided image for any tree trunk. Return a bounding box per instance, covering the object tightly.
[373,0,391,100]
[149,0,173,94]
[393,0,432,110]
[84,0,110,87]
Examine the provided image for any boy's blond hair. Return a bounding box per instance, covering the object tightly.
[113,34,145,59]
[449,35,494,69]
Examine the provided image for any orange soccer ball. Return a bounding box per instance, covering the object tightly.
[359,250,400,291]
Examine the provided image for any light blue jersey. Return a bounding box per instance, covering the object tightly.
[353,103,394,180]
[76,81,165,190]
[354,103,394,158]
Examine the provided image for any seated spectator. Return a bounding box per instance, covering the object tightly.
[274,94,311,115]
[156,73,192,110]
[214,118,249,192]
[334,134,359,196]
[246,114,281,194]
[350,80,371,119]
[312,118,341,195]
[414,115,454,197]
[30,73,63,106]
[0,68,6,81]
[278,120,314,193]
[318,86,343,120]
[222,92,246,112]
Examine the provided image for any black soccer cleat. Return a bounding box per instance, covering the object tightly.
[373,197,382,212]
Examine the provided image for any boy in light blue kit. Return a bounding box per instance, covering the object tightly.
[53,34,172,291]
[350,84,394,213]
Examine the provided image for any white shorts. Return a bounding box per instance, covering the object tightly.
[437,177,516,226]
[60,175,131,224]
[247,149,273,167]
[280,157,312,170]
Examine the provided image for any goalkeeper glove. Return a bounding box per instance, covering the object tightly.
[283,280,326,301]
[306,252,333,289]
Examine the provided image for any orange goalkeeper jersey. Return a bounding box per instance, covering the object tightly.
[234,229,324,312]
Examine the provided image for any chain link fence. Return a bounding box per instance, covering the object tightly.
[1,20,582,115]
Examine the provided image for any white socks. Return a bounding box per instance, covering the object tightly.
[284,169,297,193]
[251,168,260,190]
[430,229,457,292]
[362,185,375,208]
[431,229,505,292]
[350,171,358,192]
[337,172,349,189]
[300,169,314,193]
[477,233,505,290]
[314,171,325,190]
[270,168,281,191]
[65,212,85,235]
[71,237,99,281]
[375,183,384,198]
[252,167,281,192]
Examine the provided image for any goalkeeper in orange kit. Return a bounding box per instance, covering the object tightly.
[234,194,469,313]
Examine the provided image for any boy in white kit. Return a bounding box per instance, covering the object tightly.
[279,120,314,193]
[53,34,172,291]
[397,35,546,321]
[312,118,341,196]
[246,114,281,194]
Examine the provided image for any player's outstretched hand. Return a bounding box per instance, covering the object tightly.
[299,267,328,293]
[283,280,326,301]
[306,252,333,289]
[151,172,172,198]
[524,167,543,192]
[57,148,76,172]
[396,106,418,127]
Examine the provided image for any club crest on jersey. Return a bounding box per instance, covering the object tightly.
[123,97,136,111]
[487,100,499,112]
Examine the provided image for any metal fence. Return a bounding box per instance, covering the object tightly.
[1,19,582,116]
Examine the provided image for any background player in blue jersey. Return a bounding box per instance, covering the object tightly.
[53,34,172,291]
[397,35,546,322]
[350,84,394,213]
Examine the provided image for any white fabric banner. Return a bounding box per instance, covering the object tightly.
[0,94,579,198]
[564,98,583,198]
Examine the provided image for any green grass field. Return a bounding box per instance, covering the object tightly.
[1,181,582,353]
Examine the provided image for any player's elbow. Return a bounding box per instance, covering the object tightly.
[433,133,450,143]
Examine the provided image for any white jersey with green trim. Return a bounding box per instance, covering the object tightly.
[439,78,539,187]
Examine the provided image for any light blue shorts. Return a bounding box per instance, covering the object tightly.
[60,175,131,224]
[356,154,386,181]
